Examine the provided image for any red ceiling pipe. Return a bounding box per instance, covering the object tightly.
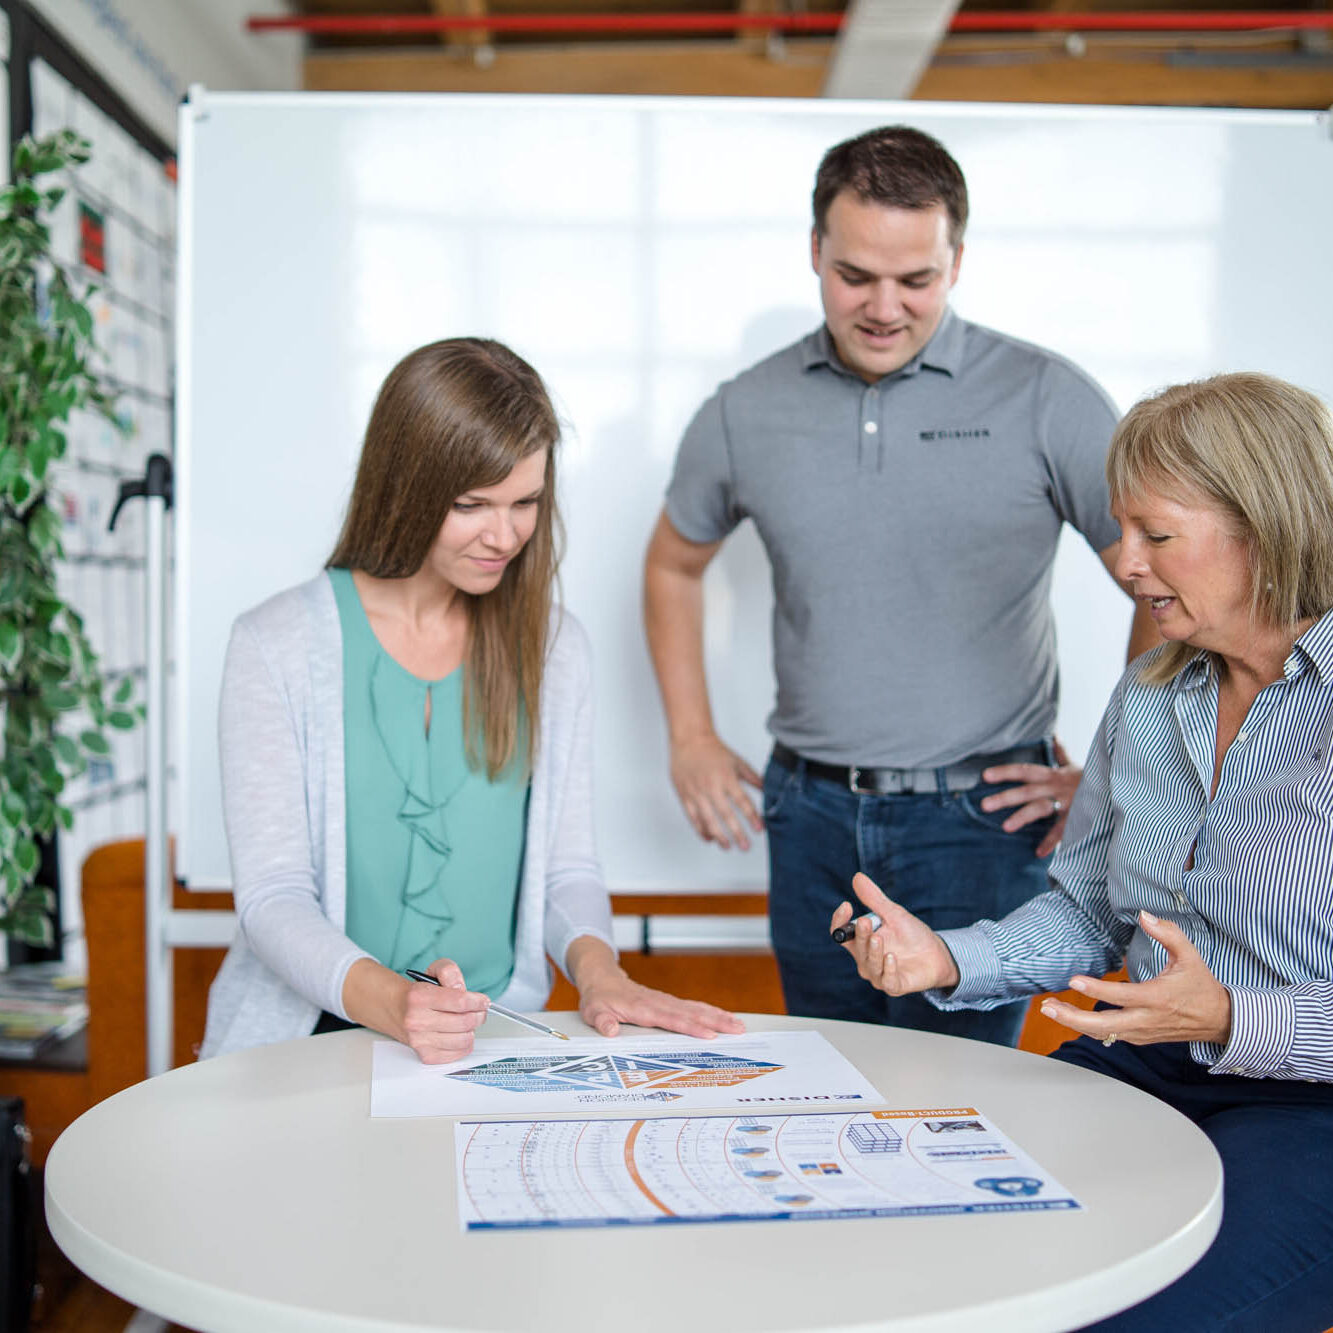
[247,10,1333,36]
[249,11,843,32]
[952,10,1333,30]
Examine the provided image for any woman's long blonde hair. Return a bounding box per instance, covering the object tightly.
[328,338,561,778]
[1107,372,1333,685]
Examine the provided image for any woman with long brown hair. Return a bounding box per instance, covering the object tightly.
[202,338,742,1060]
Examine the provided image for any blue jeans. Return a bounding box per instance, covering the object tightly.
[1053,1035,1333,1331]
[764,748,1053,1047]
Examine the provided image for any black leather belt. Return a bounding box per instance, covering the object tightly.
[772,740,1050,796]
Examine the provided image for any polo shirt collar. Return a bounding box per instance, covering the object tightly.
[917,307,965,377]
[799,326,837,372]
[801,307,963,382]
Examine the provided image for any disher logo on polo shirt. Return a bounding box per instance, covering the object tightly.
[919,427,991,441]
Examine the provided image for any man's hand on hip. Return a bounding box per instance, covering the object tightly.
[669,734,763,850]
[979,736,1080,858]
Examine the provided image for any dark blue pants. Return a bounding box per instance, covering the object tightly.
[1053,1036,1333,1331]
[763,750,1053,1046]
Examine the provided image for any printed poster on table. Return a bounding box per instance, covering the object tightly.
[455,1107,1082,1230]
[371,1030,882,1118]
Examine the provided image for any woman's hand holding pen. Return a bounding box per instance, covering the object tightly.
[344,957,488,1065]
[399,958,492,1063]
[830,873,960,996]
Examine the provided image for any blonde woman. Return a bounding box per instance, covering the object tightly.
[204,338,742,1061]
[834,372,1333,1329]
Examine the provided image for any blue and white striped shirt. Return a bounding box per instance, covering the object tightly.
[938,609,1333,1081]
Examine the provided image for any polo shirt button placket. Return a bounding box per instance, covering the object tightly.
[859,387,881,470]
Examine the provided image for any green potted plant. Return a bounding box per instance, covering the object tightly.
[0,130,140,947]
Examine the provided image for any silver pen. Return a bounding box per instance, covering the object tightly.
[404,969,571,1040]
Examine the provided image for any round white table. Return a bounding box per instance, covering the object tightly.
[45,1014,1221,1333]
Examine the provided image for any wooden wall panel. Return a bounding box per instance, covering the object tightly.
[914,53,1333,108]
[304,41,833,95]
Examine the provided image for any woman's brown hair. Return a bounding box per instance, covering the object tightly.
[328,338,561,778]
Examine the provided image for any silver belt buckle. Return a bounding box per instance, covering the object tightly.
[848,766,877,795]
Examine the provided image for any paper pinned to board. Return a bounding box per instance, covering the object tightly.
[371,1029,883,1118]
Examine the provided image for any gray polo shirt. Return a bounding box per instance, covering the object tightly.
[665,309,1120,769]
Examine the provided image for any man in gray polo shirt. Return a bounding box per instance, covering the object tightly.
[643,125,1156,1046]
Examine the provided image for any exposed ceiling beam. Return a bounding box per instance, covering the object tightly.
[302,36,1333,106]
[823,0,961,97]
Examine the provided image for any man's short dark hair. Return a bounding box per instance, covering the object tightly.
[812,126,969,248]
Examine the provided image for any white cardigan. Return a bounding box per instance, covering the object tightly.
[201,574,615,1057]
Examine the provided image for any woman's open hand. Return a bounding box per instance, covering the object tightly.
[831,872,960,996]
[567,936,745,1039]
[578,971,747,1040]
[1039,910,1232,1048]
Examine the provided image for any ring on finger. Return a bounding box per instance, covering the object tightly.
[1051,797,1062,813]
[1102,1032,1118,1048]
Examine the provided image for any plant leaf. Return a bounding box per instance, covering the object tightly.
[14,837,39,877]
[0,618,20,671]
[3,128,124,942]
[13,909,54,948]
[0,790,26,830]
[29,504,64,557]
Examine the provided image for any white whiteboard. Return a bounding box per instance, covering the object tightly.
[176,92,1333,891]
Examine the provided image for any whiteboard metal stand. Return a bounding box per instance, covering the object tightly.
[111,454,175,1079]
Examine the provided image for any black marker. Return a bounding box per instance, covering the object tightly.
[404,968,571,1040]
[830,912,883,944]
